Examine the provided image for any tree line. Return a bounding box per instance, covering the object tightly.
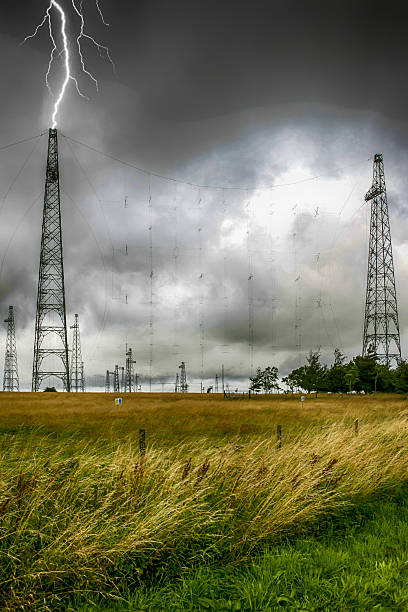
[249,348,408,394]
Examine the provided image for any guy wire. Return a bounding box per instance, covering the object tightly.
[148,175,153,392]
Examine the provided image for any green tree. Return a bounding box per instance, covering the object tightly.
[282,367,306,393]
[333,348,346,367]
[250,366,279,393]
[344,362,359,392]
[302,350,327,394]
[353,354,377,393]
[325,348,348,392]
[373,363,394,392]
[392,360,408,394]
[249,368,263,393]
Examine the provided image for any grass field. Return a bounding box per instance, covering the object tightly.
[0,392,407,610]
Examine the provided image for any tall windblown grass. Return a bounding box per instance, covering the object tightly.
[1,415,408,609]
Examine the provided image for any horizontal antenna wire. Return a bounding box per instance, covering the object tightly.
[0,132,46,152]
[61,133,372,192]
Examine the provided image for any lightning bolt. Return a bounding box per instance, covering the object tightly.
[71,0,115,92]
[21,0,114,129]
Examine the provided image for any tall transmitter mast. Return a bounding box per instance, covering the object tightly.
[32,128,70,391]
[362,153,401,366]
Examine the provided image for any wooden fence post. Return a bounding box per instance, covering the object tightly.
[277,424,282,449]
[139,428,146,457]
[354,419,359,434]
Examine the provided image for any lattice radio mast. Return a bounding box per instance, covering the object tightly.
[32,128,70,391]
[3,306,19,392]
[70,314,85,392]
[80,362,85,392]
[363,153,401,365]
[175,372,180,392]
[113,365,120,393]
[125,347,136,392]
[105,370,110,393]
[179,361,188,392]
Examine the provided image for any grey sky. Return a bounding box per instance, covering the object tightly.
[0,0,407,390]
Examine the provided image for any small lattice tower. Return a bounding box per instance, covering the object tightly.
[105,370,110,393]
[113,365,120,393]
[70,314,85,392]
[125,347,136,392]
[32,128,70,391]
[179,361,188,392]
[174,372,179,392]
[80,362,85,392]
[3,306,19,392]
[363,153,401,365]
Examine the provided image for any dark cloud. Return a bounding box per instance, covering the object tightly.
[0,1,407,389]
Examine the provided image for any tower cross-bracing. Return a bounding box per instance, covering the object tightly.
[32,128,70,391]
[362,153,401,366]
[3,306,19,392]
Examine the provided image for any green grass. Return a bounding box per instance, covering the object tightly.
[1,394,408,610]
[70,486,408,611]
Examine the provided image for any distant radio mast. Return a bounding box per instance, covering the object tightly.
[113,365,120,393]
[32,128,70,391]
[362,153,401,366]
[125,347,136,392]
[3,306,19,392]
[80,362,85,392]
[70,314,85,392]
[179,361,188,392]
[105,370,110,393]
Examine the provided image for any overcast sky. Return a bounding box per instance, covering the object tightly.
[0,0,408,390]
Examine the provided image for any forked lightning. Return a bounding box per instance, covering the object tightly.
[22,0,114,128]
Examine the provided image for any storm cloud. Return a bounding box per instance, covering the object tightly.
[0,0,407,389]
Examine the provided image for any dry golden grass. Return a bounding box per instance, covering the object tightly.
[0,392,407,609]
[0,391,405,444]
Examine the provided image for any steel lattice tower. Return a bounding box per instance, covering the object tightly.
[179,361,188,392]
[125,347,136,392]
[105,370,110,393]
[32,128,70,391]
[362,153,401,366]
[113,365,120,393]
[3,306,19,391]
[70,314,85,391]
[81,362,85,392]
